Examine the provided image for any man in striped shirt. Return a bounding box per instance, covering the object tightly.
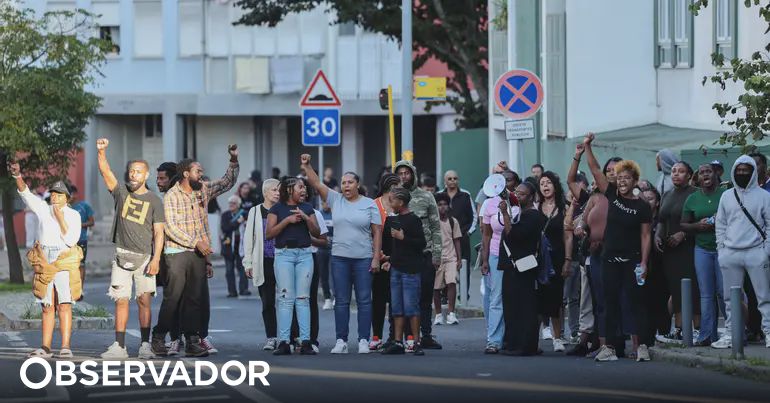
[151,145,239,357]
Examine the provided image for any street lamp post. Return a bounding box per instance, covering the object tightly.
[401,0,413,161]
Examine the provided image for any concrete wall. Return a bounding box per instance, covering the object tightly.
[656,3,770,130]
[565,0,657,137]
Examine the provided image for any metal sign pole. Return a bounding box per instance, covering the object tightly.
[318,146,324,185]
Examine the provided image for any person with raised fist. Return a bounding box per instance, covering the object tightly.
[151,145,239,357]
[10,160,82,359]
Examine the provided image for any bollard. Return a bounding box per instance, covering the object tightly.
[681,278,693,347]
[459,259,467,307]
[731,286,744,360]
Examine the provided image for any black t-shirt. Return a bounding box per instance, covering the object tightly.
[111,184,165,254]
[268,202,315,248]
[382,212,427,274]
[602,183,652,259]
[540,206,565,269]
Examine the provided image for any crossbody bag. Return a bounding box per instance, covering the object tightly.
[734,189,767,241]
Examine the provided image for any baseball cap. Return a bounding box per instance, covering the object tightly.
[49,181,71,197]
[710,160,723,167]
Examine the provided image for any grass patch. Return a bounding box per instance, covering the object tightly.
[746,357,770,367]
[0,282,30,293]
[20,303,111,320]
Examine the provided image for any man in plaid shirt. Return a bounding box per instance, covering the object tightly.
[152,145,239,357]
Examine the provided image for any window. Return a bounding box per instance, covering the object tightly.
[714,0,737,60]
[144,115,162,138]
[100,26,121,55]
[178,0,203,57]
[93,2,121,55]
[338,21,356,36]
[133,1,163,58]
[655,0,693,68]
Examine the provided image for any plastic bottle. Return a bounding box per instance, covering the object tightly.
[634,264,645,286]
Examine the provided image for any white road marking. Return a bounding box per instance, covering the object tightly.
[126,329,141,339]
[210,306,233,310]
[10,342,28,348]
[182,360,282,403]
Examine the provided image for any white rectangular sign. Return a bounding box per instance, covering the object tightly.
[504,119,535,141]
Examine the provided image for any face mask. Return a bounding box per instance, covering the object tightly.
[735,173,752,189]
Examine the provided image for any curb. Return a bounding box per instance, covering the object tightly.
[0,313,114,331]
[650,346,770,383]
[456,306,484,319]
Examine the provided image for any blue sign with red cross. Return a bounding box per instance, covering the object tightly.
[493,69,544,120]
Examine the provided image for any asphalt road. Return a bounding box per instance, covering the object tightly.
[1,275,770,403]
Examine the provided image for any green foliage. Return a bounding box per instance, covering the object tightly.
[233,0,489,129]
[0,281,29,293]
[691,0,770,152]
[0,4,107,188]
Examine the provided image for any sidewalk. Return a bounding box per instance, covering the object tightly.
[651,340,770,383]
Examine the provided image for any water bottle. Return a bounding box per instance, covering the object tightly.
[406,335,415,351]
[634,264,645,286]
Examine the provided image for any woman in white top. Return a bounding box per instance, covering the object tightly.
[10,161,81,359]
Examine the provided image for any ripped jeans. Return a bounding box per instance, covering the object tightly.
[274,247,314,342]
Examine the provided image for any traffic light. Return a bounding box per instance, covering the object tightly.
[379,88,388,110]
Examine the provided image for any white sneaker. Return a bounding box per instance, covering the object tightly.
[322,299,334,310]
[201,336,218,354]
[636,344,650,362]
[541,326,554,340]
[712,336,732,349]
[330,339,348,354]
[138,342,155,359]
[446,312,459,325]
[167,339,181,356]
[594,345,618,362]
[101,342,129,359]
[263,338,278,351]
[553,338,566,352]
[433,314,444,325]
[358,339,370,354]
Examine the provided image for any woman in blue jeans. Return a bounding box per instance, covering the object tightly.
[681,164,726,346]
[301,154,382,355]
[265,176,321,356]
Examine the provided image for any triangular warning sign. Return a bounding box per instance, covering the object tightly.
[300,70,342,108]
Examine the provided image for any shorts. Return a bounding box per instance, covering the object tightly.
[390,268,421,317]
[36,271,73,306]
[434,260,458,290]
[108,248,155,301]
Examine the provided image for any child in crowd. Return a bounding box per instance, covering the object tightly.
[381,187,427,355]
[433,193,462,325]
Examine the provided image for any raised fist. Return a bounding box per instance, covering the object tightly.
[228,144,238,158]
[300,154,312,166]
[583,133,595,145]
[97,138,109,150]
[7,160,20,177]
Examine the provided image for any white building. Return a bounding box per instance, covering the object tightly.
[25,0,455,219]
[489,0,769,178]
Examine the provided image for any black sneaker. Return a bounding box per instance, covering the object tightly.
[566,343,588,356]
[273,341,291,356]
[381,341,406,355]
[300,340,316,355]
[240,290,252,296]
[420,335,443,350]
[184,336,209,357]
[413,345,425,356]
[227,293,238,298]
[151,337,168,357]
[656,329,683,344]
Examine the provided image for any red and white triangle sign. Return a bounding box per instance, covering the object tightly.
[299,70,342,108]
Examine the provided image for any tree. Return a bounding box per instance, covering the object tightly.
[0,4,107,283]
[691,0,770,151]
[233,0,488,129]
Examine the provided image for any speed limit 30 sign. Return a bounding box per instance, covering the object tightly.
[302,109,340,146]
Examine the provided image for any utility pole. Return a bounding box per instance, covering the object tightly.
[401,0,413,161]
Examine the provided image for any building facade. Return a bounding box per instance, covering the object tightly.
[24,0,456,221]
[489,0,769,179]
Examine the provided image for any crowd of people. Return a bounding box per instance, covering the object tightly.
[13,131,770,361]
